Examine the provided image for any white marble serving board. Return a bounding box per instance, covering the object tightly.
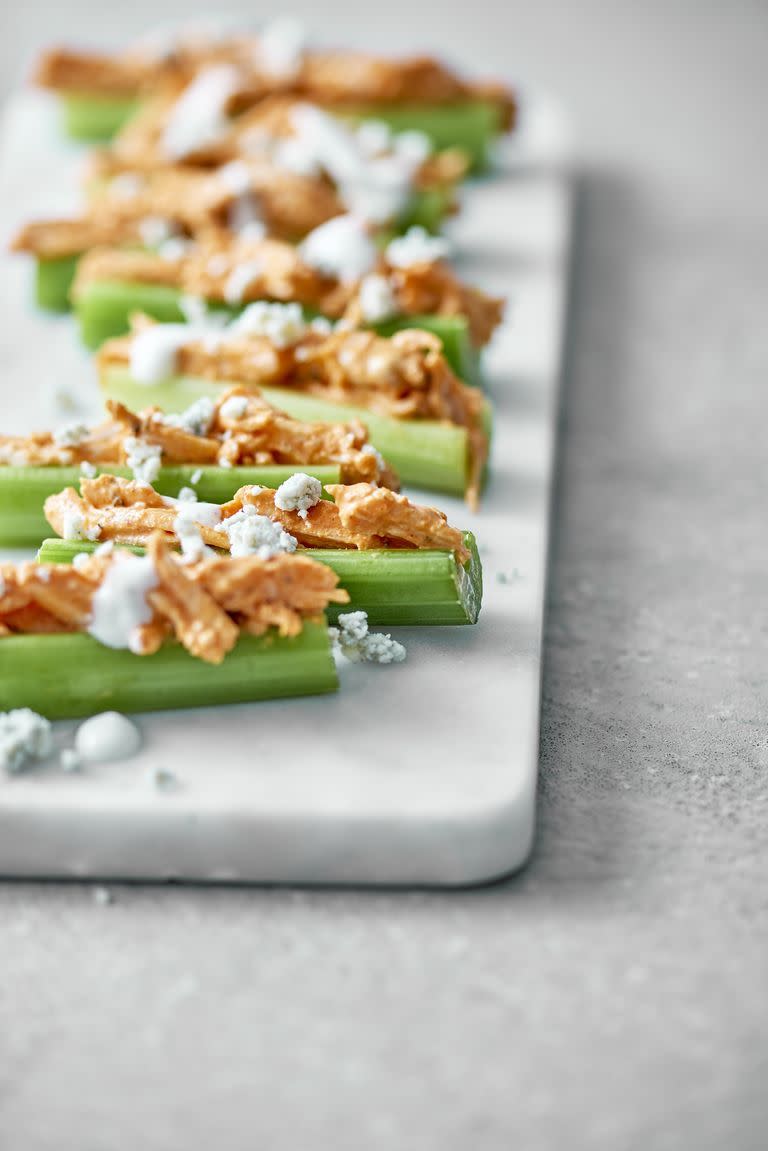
[0,92,571,885]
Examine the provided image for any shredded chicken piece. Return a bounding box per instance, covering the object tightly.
[44,474,468,560]
[325,483,470,564]
[99,324,487,504]
[0,534,347,664]
[0,388,396,488]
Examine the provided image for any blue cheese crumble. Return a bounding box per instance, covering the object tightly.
[0,709,54,774]
[330,611,406,665]
[274,472,322,519]
[386,226,451,269]
[221,505,297,558]
[123,436,162,484]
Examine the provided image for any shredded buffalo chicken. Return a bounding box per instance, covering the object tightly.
[0,535,347,663]
[44,476,470,564]
[0,388,397,488]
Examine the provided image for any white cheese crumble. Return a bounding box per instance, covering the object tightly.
[221,505,297,558]
[129,323,199,384]
[138,216,176,248]
[0,709,54,774]
[173,501,214,563]
[158,237,193,262]
[80,461,97,478]
[87,552,158,650]
[274,472,322,519]
[75,711,142,763]
[299,215,378,282]
[123,437,162,484]
[148,765,178,791]
[92,886,113,906]
[386,226,451,269]
[53,421,90,448]
[62,509,101,542]
[223,258,265,305]
[358,274,398,323]
[159,396,216,436]
[178,294,209,325]
[177,486,197,502]
[110,172,145,200]
[161,495,221,528]
[60,748,81,772]
[72,551,91,571]
[190,468,203,485]
[218,160,252,196]
[219,394,249,421]
[330,610,406,665]
[256,16,307,78]
[162,65,240,159]
[228,300,307,346]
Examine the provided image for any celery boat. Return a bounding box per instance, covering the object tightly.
[100,366,488,497]
[59,94,502,168]
[38,533,483,627]
[0,464,342,547]
[0,626,337,719]
[75,279,481,383]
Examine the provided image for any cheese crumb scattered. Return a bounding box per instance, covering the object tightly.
[299,215,378,282]
[92,886,113,906]
[0,709,54,774]
[331,611,406,665]
[228,300,307,347]
[162,65,239,159]
[123,436,162,484]
[138,216,176,247]
[74,711,142,764]
[190,468,203,485]
[221,505,297,558]
[80,461,97,478]
[358,274,398,322]
[256,16,306,78]
[219,395,249,422]
[72,551,91,571]
[87,552,158,650]
[60,748,81,772]
[62,508,101,542]
[148,766,178,791]
[174,501,214,563]
[159,397,216,436]
[223,258,265,305]
[386,226,451,269]
[53,421,90,448]
[274,472,322,519]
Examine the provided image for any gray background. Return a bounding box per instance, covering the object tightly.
[1,2,766,1147]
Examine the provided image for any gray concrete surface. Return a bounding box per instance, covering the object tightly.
[1,2,766,1148]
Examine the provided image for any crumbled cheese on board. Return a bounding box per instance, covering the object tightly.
[53,421,90,448]
[74,711,142,764]
[0,709,54,774]
[358,274,397,322]
[219,394,249,422]
[228,300,307,346]
[299,215,378,282]
[331,611,406,665]
[162,65,240,159]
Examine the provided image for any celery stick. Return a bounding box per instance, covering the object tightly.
[342,100,503,170]
[77,282,481,381]
[38,530,484,626]
[0,464,341,547]
[101,366,482,496]
[76,279,188,349]
[60,94,140,142]
[35,256,79,312]
[398,186,453,234]
[0,625,337,719]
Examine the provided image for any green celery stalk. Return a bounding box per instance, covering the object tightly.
[35,256,79,312]
[101,366,484,497]
[397,186,453,234]
[0,464,341,547]
[38,531,483,626]
[76,279,188,348]
[0,625,337,719]
[76,280,482,383]
[341,100,504,171]
[60,93,141,142]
